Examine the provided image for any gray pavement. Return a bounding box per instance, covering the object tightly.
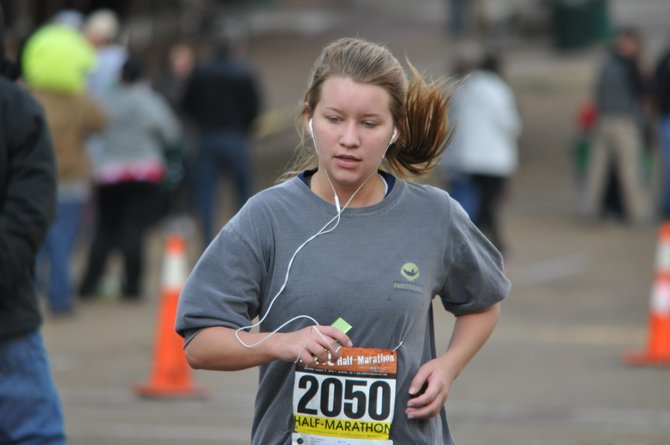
[43,1,670,444]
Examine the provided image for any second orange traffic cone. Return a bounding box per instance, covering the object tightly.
[623,222,670,366]
[134,233,208,397]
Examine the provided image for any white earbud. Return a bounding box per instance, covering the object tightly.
[334,195,341,213]
[391,127,398,143]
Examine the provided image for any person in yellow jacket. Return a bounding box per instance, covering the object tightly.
[23,12,107,315]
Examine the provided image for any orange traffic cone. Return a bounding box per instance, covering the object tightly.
[623,222,670,366]
[134,233,208,397]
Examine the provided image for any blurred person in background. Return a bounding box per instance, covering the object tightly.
[572,101,628,222]
[181,35,262,247]
[653,44,670,218]
[0,6,65,442]
[439,51,521,255]
[23,10,107,316]
[156,42,196,114]
[83,8,128,174]
[439,44,479,217]
[583,27,651,225]
[78,56,181,301]
[84,8,126,99]
[154,41,198,224]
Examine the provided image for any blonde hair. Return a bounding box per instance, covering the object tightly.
[84,9,119,43]
[281,37,451,181]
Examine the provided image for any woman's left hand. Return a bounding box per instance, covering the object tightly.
[405,303,501,420]
[404,358,456,420]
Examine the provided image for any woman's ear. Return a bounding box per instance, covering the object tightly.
[303,112,313,136]
[307,118,314,137]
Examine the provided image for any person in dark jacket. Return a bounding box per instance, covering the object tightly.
[181,36,261,246]
[0,7,66,443]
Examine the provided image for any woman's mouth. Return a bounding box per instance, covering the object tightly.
[334,155,361,169]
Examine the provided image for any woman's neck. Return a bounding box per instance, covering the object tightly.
[310,169,385,209]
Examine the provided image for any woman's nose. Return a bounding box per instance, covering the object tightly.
[339,122,360,148]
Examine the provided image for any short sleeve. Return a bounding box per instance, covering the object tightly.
[439,200,510,316]
[175,218,267,345]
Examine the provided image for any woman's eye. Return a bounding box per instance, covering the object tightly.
[326,116,341,123]
[362,121,378,128]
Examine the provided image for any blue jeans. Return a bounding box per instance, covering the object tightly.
[659,116,670,212]
[0,331,65,444]
[446,172,479,219]
[193,130,252,245]
[38,198,85,312]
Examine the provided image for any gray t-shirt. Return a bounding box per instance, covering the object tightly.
[176,175,510,444]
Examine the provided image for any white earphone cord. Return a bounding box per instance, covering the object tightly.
[233,174,371,350]
[234,125,395,350]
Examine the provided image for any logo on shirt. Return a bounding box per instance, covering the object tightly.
[393,262,423,293]
[400,262,420,282]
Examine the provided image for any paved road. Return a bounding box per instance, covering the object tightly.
[42,1,670,444]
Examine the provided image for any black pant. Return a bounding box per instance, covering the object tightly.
[471,174,507,254]
[79,181,162,298]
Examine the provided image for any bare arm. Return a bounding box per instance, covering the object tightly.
[405,302,501,419]
[184,325,353,372]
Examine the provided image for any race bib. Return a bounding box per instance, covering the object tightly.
[292,347,397,445]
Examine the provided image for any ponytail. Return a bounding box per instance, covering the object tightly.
[386,64,453,178]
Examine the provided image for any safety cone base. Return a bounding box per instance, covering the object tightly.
[622,350,670,367]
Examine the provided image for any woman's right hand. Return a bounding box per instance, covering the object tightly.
[274,325,353,365]
[184,325,352,371]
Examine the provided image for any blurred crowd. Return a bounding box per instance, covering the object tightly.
[439,23,670,256]
[572,27,670,227]
[17,8,262,317]
[13,6,670,320]
[20,6,670,323]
